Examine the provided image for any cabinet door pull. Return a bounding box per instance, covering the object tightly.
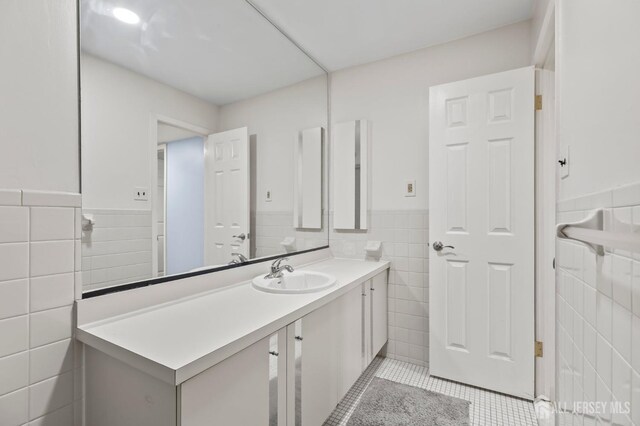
[268,350,279,357]
[294,336,303,341]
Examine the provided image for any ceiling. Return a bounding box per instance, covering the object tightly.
[81,0,533,105]
[80,0,325,105]
[251,0,534,71]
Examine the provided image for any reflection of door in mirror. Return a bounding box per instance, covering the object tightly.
[204,127,250,266]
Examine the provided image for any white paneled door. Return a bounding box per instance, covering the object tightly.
[429,67,535,399]
[204,127,249,266]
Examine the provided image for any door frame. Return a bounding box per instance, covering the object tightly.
[157,144,167,276]
[148,114,211,278]
[533,1,557,401]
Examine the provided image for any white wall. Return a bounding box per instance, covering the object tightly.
[555,1,640,423]
[329,21,532,367]
[218,76,328,213]
[81,55,220,210]
[557,0,640,201]
[531,0,553,63]
[330,20,532,211]
[0,0,79,192]
[0,1,81,425]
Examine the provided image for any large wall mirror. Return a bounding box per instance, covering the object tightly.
[80,0,329,295]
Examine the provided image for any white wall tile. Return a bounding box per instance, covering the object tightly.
[28,371,73,420]
[0,279,28,320]
[611,350,631,406]
[0,352,28,396]
[632,260,640,317]
[0,191,79,425]
[596,334,612,388]
[632,315,640,374]
[597,255,613,297]
[583,285,597,327]
[0,316,28,357]
[74,239,81,272]
[74,208,82,239]
[0,243,29,281]
[30,241,74,277]
[331,209,429,366]
[596,293,612,342]
[22,191,81,208]
[583,323,597,367]
[632,370,640,426]
[29,339,73,384]
[0,388,28,426]
[611,301,632,363]
[30,273,74,312]
[30,306,73,348]
[30,207,75,241]
[583,359,596,400]
[0,207,28,243]
[611,255,632,311]
[0,190,22,207]
[80,208,153,291]
[612,182,640,208]
[29,404,73,426]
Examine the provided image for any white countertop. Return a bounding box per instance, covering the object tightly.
[76,257,389,385]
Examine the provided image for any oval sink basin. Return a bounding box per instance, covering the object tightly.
[252,271,336,294]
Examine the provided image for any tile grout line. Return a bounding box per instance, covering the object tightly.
[27,202,31,420]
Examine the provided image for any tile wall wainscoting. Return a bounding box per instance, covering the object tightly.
[0,190,82,426]
[329,209,429,367]
[80,209,153,292]
[556,182,640,426]
[254,211,329,258]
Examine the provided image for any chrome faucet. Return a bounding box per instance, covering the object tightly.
[228,252,248,265]
[265,257,294,279]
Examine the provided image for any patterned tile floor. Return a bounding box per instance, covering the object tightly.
[324,357,538,426]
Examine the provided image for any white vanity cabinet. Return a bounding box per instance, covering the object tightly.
[368,271,388,364]
[180,337,271,426]
[289,270,388,426]
[85,337,276,426]
[288,302,339,426]
[81,263,389,426]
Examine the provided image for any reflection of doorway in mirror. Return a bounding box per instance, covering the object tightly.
[165,136,206,275]
[157,147,166,277]
[154,118,210,277]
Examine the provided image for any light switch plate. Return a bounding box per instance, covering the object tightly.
[265,190,272,202]
[133,187,149,201]
[404,180,416,197]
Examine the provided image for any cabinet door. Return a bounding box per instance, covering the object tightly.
[370,271,388,358]
[363,281,372,365]
[288,301,339,426]
[337,284,366,400]
[180,337,270,426]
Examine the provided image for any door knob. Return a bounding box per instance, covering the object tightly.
[233,233,246,241]
[432,241,454,252]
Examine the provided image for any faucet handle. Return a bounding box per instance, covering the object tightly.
[231,252,248,262]
[272,257,289,270]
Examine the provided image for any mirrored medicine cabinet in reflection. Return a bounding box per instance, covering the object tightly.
[79,0,328,293]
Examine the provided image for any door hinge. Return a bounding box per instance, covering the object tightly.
[535,341,544,357]
[535,95,543,111]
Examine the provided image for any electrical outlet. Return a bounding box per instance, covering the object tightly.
[134,187,149,201]
[265,189,272,202]
[404,180,416,197]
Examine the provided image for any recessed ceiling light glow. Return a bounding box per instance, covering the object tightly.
[113,7,140,25]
